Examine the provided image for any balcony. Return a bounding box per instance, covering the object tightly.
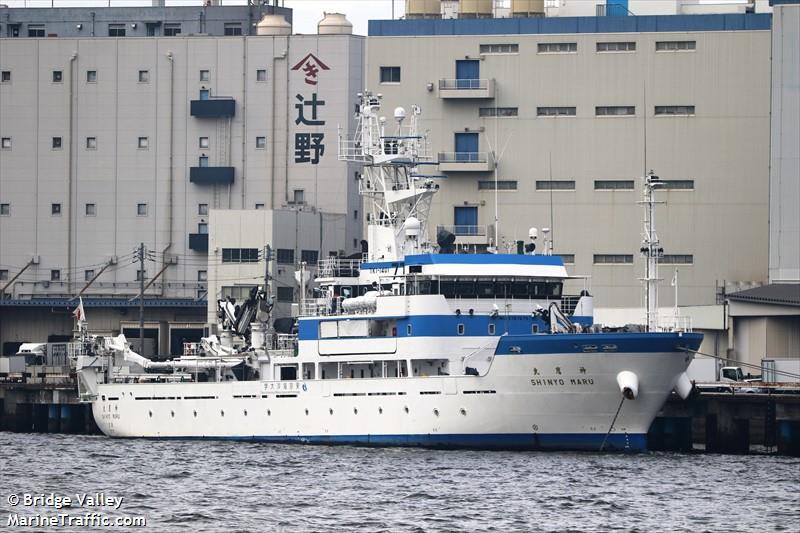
[437,225,493,246]
[190,166,235,185]
[438,78,495,99]
[438,151,495,172]
[188,233,209,252]
[190,98,235,118]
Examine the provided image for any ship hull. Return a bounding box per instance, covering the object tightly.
[90,342,696,452]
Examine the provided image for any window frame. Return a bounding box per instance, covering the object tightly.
[138,70,150,83]
[256,69,267,82]
[51,203,62,216]
[86,137,97,150]
[1,71,11,83]
[537,42,577,54]
[536,106,576,117]
[535,180,576,191]
[86,70,97,83]
[52,137,63,150]
[255,136,266,149]
[379,66,401,84]
[137,137,149,149]
[137,203,148,217]
[596,41,636,53]
[52,70,63,83]
[593,254,634,265]
[85,203,97,216]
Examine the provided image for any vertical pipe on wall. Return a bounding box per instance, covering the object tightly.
[162,51,175,296]
[67,52,78,294]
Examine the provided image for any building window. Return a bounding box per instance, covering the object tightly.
[488,323,496,335]
[659,254,694,264]
[256,69,267,82]
[199,137,209,149]
[479,107,518,117]
[221,285,258,301]
[301,250,319,265]
[457,324,465,336]
[138,70,149,83]
[199,156,209,167]
[255,136,266,149]
[224,23,243,36]
[1,137,11,149]
[85,269,95,281]
[595,180,634,190]
[0,204,9,216]
[136,270,145,282]
[199,89,210,100]
[51,269,61,281]
[537,107,576,117]
[85,203,96,216]
[277,287,294,303]
[198,270,207,282]
[594,254,633,264]
[479,43,518,54]
[86,137,97,150]
[536,180,575,190]
[538,42,577,54]
[86,70,97,83]
[354,209,358,220]
[656,40,696,52]
[0,270,9,280]
[52,137,62,149]
[51,203,62,215]
[199,70,210,82]
[597,41,636,52]
[560,254,575,264]
[655,105,695,116]
[254,203,265,210]
[137,203,148,216]
[222,248,260,264]
[478,180,517,190]
[276,249,295,264]
[164,23,181,36]
[28,24,45,37]
[596,106,635,116]
[108,24,126,37]
[661,180,694,190]
[52,70,63,83]
[198,222,208,234]
[379,66,401,83]
[198,203,209,215]
[138,137,149,149]
[292,189,305,205]
[1,71,11,83]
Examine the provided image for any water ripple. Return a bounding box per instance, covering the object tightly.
[0,433,798,532]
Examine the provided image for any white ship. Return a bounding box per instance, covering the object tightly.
[76,92,701,451]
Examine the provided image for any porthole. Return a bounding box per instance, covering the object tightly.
[378,407,383,414]
[460,408,467,416]
[329,408,334,415]
[193,410,197,417]
[457,324,465,336]
[267,409,271,416]
[433,408,439,416]
[404,406,409,414]
[148,410,152,418]
[220,410,225,417]
[305,408,309,416]
[170,410,175,417]
[244,410,248,416]
[488,323,496,335]
[353,407,358,415]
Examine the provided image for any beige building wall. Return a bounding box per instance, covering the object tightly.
[367,28,771,307]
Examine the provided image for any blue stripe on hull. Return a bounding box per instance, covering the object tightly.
[148,433,647,452]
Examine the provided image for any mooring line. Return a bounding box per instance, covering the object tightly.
[599,396,626,452]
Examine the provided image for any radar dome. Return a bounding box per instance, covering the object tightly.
[394,107,407,122]
[404,216,421,237]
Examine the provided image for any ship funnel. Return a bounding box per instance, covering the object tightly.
[673,371,693,400]
[616,370,639,400]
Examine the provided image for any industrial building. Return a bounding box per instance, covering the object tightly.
[0,0,797,363]
[368,6,774,311]
[0,5,363,355]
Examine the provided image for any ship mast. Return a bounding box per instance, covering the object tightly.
[639,171,664,332]
[338,92,436,262]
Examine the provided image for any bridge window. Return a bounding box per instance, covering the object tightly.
[457,324,465,336]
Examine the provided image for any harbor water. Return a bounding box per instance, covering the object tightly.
[1,432,798,532]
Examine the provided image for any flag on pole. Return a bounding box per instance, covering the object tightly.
[73,297,86,323]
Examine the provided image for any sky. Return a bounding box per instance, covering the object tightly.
[1,1,406,35]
